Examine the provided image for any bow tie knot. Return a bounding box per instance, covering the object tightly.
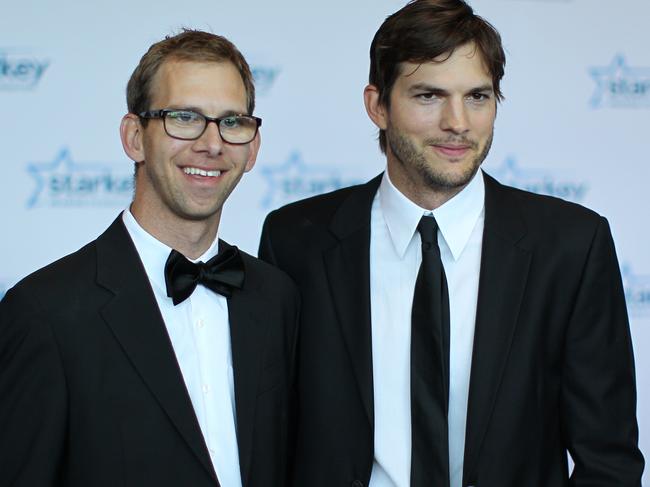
[164,246,245,305]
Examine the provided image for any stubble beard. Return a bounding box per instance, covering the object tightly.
[386,125,494,192]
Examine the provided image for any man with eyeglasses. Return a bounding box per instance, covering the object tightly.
[0,30,298,487]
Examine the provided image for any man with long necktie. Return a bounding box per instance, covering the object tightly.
[0,30,299,487]
[258,1,644,486]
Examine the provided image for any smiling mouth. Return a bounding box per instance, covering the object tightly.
[183,167,222,177]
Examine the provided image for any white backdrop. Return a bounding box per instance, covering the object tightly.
[2,0,648,479]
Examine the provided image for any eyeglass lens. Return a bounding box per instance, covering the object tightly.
[164,110,258,143]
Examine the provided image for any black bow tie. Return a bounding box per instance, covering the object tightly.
[164,246,245,305]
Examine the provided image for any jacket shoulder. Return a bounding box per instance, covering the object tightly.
[7,240,98,301]
[264,177,379,228]
[239,248,297,291]
[486,173,604,230]
[235,249,298,317]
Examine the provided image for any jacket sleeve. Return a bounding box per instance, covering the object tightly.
[562,217,644,485]
[0,286,67,486]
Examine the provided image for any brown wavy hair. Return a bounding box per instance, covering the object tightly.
[126,29,255,122]
[369,0,506,153]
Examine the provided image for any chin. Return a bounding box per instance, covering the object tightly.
[421,164,480,191]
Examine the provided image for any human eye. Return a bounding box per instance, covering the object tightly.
[415,92,440,102]
[220,116,242,130]
[167,110,202,125]
[467,92,491,103]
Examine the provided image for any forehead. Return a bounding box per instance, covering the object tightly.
[149,59,247,112]
[395,42,492,90]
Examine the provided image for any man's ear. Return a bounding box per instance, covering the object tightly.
[120,113,145,163]
[363,84,388,130]
[244,130,261,173]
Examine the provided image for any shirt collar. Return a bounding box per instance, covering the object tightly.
[122,208,221,295]
[378,169,485,261]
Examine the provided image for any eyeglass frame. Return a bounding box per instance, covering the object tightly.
[138,109,262,144]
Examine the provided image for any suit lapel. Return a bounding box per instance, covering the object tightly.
[323,175,382,427]
[221,241,266,487]
[95,217,217,483]
[463,174,532,483]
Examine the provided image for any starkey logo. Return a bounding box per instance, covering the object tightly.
[26,148,133,208]
[0,49,49,90]
[621,264,650,318]
[489,156,588,202]
[251,64,280,96]
[589,54,650,108]
[259,151,364,209]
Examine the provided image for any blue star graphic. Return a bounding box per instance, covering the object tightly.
[490,155,548,183]
[27,148,73,208]
[251,65,280,96]
[589,54,650,108]
[26,148,124,208]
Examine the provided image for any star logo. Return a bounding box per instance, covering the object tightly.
[589,54,650,108]
[259,151,363,209]
[26,148,133,208]
[489,156,588,202]
[251,65,280,96]
[621,264,650,317]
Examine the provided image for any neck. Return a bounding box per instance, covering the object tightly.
[130,204,220,260]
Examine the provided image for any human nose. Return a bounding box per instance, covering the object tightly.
[440,98,469,134]
[193,119,223,156]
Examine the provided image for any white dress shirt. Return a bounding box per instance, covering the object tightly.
[369,171,485,487]
[122,210,242,487]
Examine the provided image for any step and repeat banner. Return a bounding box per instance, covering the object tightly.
[2,0,648,477]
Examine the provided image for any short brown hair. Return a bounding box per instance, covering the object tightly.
[126,29,255,120]
[369,0,506,152]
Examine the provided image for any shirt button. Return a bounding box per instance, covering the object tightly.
[202,384,210,394]
[196,318,205,328]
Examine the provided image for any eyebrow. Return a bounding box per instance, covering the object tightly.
[408,83,494,95]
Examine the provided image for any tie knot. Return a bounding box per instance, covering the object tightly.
[418,215,439,247]
[164,246,245,305]
[196,262,209,282]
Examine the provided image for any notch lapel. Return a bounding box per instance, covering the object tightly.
[462,174,532,484]
[96,218,217,484]
[322,175,382,427]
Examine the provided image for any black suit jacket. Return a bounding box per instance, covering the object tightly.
[0,216,299,487]
[259,172,644,487]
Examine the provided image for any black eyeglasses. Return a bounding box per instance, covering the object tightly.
[139,109,262,144]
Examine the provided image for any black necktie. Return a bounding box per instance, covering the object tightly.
[164,246,245,305]
[410,215,450,487]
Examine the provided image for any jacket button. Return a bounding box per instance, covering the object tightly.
[351,481,364,487]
